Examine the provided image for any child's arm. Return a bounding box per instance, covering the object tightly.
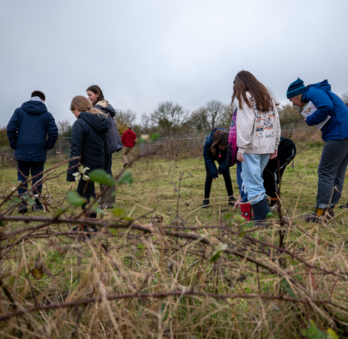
[103,134,110,172]
[67,121,85,182]
[46,113,58,151]
[7,110,19,150]
[237,100,254,154]
[203,141,218,178]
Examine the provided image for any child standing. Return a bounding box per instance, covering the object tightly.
[67,96,110,231]
[233,71,280,223]
[203,128,235,208]
[86,85,122,208]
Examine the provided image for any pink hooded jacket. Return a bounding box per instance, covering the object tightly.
[226,108,238,167]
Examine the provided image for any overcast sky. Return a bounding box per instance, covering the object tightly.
[1,0,348,127]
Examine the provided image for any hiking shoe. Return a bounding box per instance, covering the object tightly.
[123,163,128,168]
[202,199,210,208]
[73,225,97,239]
[228,197,236,207]
[32,202,44,211]
[18,205,28,214]
[303,208,335,223]
[340,203,348,209]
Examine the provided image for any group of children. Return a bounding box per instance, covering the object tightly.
[7,71,348,227]
[203,70,348,224]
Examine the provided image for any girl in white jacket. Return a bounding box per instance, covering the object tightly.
[232,71,281,224]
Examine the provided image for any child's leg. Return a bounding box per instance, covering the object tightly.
[77,180,97,218]
[204,162,213,201]
[30,161,45,204]
[236,162,248,203]
[17,161,30,204]
[221,169,234,200]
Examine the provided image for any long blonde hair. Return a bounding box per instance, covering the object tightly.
[70,96,105,116]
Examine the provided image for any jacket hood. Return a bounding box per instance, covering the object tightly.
[208,127,226,139]
[124,129,134,135]
[303,80,331,101]
[95,100,116,117]
[79,112,109,134]
[21,100,47,115]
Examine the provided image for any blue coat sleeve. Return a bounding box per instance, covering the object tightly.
[203,140,218,178]
[305,87,334,126]
[46,113,58,150]
[7,110,19,150]
[67,121,84,182]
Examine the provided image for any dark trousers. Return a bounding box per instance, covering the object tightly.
[317,139,348,209]
[17,160,45,204]
[204,162,233,200]
[77,179,97,218]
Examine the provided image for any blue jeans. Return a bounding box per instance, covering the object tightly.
[241,154,270,205]
[236,162,248,203]
[17,160,45,204]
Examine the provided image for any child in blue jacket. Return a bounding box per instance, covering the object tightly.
[287,78,348,222]
[7,91,58,213]
[203,128,235,208]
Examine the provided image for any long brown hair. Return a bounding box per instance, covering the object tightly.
[70,96,105,116]
[210,129,228,156]
[231,71,273,112]
[86,85,106,105]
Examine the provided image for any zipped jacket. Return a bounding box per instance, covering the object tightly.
[94,100,123,153]
[236,92,280,154]
[303,80,348,141]
[7,100,58,161]
[67,112,110,182]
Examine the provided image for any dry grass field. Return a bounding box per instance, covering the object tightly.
[0,144,348,338]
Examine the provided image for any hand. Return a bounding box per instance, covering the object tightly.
[270,150,278,160]
[233,194,242,210]
[237,152,245,162]
[213,174,219,180]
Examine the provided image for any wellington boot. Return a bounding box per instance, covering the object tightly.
[252,200,268,226]
[240,203,251,221]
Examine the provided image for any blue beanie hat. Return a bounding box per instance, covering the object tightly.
[286,78,305,99]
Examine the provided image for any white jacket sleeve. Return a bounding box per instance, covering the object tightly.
[274,104,281,151]
[236,100,255,154]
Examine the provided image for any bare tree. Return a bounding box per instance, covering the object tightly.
[151,102,189,134]
[115,109,137,134]
[277,104,303,125]
[218,104,237,130]
[186,107,210,131]
[205,100,224,129]
[56,119,72,136]
[342,92,348,106]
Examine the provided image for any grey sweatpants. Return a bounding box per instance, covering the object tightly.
[317,139,348,209]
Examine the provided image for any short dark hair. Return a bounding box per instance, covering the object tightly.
[31,91,46,101]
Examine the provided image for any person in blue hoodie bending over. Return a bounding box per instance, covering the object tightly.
[7,91,58,213]
[287,78,348,222]
[202,128,235,208]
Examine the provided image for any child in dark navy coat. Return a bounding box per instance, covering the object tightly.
[203,128,235,208]
[7,90,58,213]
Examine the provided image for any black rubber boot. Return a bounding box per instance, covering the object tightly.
[228,196,236,206]
[202,199,210,208]
[252,199,267,226]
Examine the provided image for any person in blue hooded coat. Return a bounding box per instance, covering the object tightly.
[202,128,235,208]
[7,90,58,213]
[287,78,348,222]
[87,85,122,208]
[67,96,110,233]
